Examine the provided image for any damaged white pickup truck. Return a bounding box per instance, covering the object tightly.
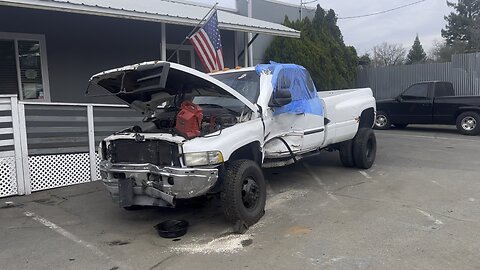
[89,61,376,227]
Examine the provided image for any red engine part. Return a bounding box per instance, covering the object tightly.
[175,100,203,139]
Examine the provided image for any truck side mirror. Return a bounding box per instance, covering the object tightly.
[269,88,292,107]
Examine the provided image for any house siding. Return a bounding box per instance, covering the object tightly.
[236,0,314,65]
[0,6,235,104]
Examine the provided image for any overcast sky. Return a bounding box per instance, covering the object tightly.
[194,0,454,55]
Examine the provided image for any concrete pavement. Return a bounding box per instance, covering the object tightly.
[1,125,479,270]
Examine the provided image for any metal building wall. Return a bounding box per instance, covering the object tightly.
[356,53,480,99]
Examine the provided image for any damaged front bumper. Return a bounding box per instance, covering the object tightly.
[99,161,219,207]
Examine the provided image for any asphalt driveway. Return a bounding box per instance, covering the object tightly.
[1,125,480,270]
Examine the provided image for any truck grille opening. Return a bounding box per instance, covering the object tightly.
[109,139,180,166]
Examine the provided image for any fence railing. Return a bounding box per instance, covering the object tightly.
[0,96,143,197]
[0,95,25,197]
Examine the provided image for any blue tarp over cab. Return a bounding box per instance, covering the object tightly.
[255,62,323,116]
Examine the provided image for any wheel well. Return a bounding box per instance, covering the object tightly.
[455,108,480,119]
[227,141,262,166]
[359,107,375,129]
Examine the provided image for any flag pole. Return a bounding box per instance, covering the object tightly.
[167,2,219,62]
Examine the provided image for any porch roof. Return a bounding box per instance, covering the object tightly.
[0,0,301,38]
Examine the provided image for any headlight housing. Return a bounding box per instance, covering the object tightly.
[183,151,224,167]
[98,141,110,161]
[97,141,103,160]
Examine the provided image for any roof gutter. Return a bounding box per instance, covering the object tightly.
[0,1,300,38]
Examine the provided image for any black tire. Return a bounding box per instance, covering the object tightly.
[393,123,408,129]
[456,111,480,136]
[221,159,266,226]
[123,205,144,211]
[338,139,356,167]
[374,111,391,130]
[353,128,377,169]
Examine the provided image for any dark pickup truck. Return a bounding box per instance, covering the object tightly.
[375,81,480,135]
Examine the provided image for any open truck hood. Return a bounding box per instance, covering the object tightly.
[89,61,257,114]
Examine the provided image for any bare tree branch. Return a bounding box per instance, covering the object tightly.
[372,42,407,67]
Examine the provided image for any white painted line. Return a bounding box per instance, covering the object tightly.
[303,163,340,202]
[303,163,325,186]
[23,211,120,264]
[377,132,480,143]
[430,180,444,188]
[416,209,444,225]
[359,171,372,179]
[326,191,339,201]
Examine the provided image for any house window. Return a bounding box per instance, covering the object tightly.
[0,32,50,101]
[166,44,195,68]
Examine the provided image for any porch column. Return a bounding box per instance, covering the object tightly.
[247,0,254,66]
[244,32,248,67]
[161,23,166,61]
[234,32,238,67]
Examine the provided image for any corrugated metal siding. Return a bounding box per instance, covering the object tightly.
[356,52,480,99]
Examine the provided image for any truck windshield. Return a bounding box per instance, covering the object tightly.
[211,71,260,103]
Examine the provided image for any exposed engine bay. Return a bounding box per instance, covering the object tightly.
[119,99,248,139]
[87,62,257,140]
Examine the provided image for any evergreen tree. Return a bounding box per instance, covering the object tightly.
[406,35,427,64]
[264,5,358,90]
[358,54,372,66]
[441,0,480,52]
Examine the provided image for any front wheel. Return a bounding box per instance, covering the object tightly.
[456,111,480,136]
[221,160,266,226]
[374,111,391,130]
[353,128,377,169]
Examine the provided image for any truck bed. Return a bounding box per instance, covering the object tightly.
[319,88,375,145]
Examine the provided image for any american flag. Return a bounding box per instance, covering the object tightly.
[189,10,224,72]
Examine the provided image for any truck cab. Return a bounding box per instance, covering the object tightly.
[376,81,453,125]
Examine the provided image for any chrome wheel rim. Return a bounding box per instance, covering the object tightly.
[461,116,477,131]
[375,115,387,128]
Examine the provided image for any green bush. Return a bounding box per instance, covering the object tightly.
[264,5,358,91]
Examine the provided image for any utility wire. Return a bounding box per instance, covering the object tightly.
[337,0,427,20]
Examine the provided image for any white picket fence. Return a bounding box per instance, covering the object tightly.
[0,94,142,198]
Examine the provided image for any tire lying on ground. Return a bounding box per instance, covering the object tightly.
[374,111,391,130]
[353,128,377,169]
[221,159,266,226]
[123,205,144,211]
[456,111,480,136]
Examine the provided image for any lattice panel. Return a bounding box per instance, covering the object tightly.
[0,156,18,198]
[29,153,91,191]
